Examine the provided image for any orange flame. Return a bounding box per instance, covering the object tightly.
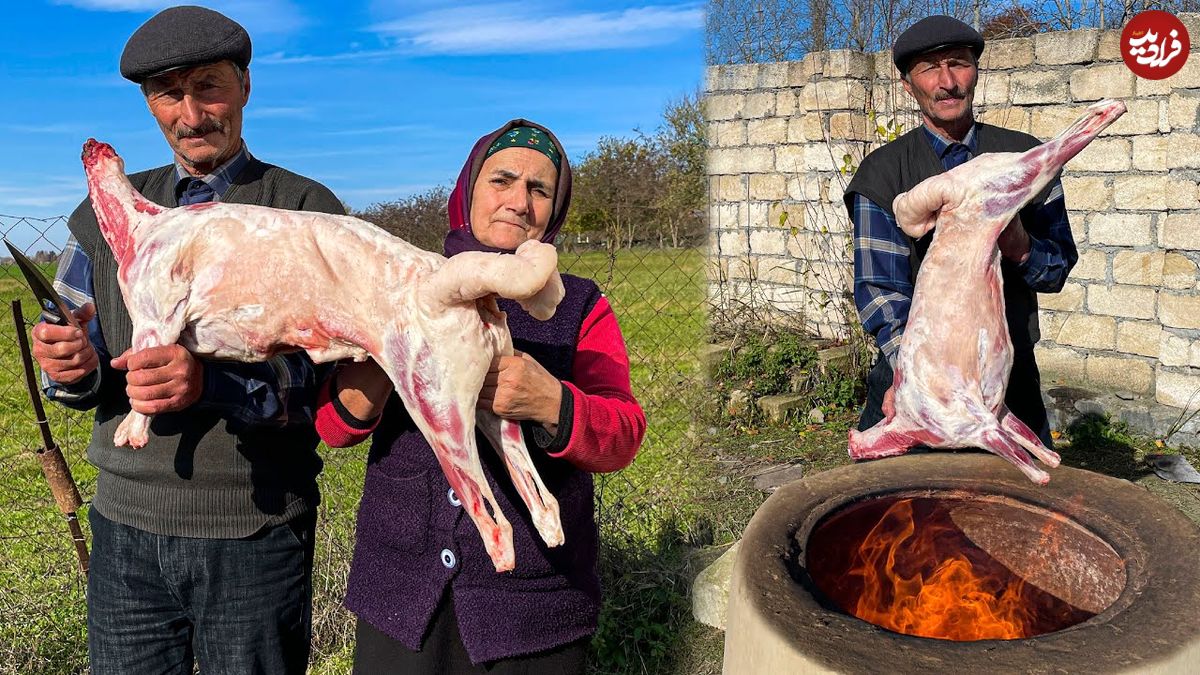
[848,499,1033,640]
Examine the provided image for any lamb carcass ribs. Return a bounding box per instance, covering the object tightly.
[81,139,567,572]
[848,99,1126,484]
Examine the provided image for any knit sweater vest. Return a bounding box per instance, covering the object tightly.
[67,156,345,538]
[345,273,604,665]
[844,123,1054,352]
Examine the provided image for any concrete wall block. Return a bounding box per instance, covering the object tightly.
[978,106,1032,133]
[1169,91,1200,131]
[709,146,773,175]
[1065,137,1130,172]
[1070,63,1135,101]
[758,258,798,285]
[1113,175,1198,211]
[1011,70,1070,105]
[1164,57,1200,90]
[826,50,875,79]
[1086,284,1157,320]
[1117,320,1163,358]
[828,112,874,141]
[719,64,759,91]
[1040,309,1068,340]
[711,175,746,203]
[874,50,895,78]
[1112,250,1165,286]
[1163,253,1199,289]
[767,202,806,231]
[1156,366,1200,409]
[704,65,721,93]
[749,174,788,201]
[1133,135,1169,171]
[1036,344,1088,382]
[1087,355,1154,394]
[1160,331,1200,368]
[1160,292,1200,329]
[801,79,869,111]
[710,202,741,229]
[704,93,745,121]
[977,71,1011,106]
[981,37,1034,70]
[1096,31,1122,61]
[749,229,788,256]
[776,90,799,118]
[1167,133,1200,169]
[1065,176,1108,210]
[1057,313,1117,350]
[718,230,748,255]
[757,62,789,89]
[1035,29,1100,65]
[774,144,806,173]
[1160,212,1200,250]
[1089,212,1153,246]
[804,143,844,172]
[709,120,747,147]
[747,117,788,145]
[1109,99,1166,135]
[1030,104,1091,139]
[1071,248,1107,281]
[1068,210,1088,243]
[787,174,828,202]
[1039,281,1085,311]
[742,92,777,119]
[787,114,826,143]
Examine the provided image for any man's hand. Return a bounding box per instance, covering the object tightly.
[31,303,99,385]
[111,344,203,415]
[882,384,897,422]
[998,214,1032,264]
[477,351,562,428]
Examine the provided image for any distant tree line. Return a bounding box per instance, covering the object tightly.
[353,92,706,253]
[706,0,1200,64]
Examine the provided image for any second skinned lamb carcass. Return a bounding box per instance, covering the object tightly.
[81,139,566,572]
[848,99,1126,484]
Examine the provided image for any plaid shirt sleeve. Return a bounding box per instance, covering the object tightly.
[851,193,913,366]
[1016,179,1077,292]
[41,236,106,407]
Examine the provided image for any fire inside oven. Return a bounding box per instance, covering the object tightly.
[805,492,1126,641]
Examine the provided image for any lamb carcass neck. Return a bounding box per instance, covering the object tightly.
[848,99,1126,484]
[81,139,568,572]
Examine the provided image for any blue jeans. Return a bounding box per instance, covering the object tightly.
[87,506,316,674]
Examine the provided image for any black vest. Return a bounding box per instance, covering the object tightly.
[844,123,1056,351]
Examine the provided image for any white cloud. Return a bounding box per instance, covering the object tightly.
[371,3,704,55]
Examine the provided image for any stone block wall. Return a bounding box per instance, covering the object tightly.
[705,19,1200,414]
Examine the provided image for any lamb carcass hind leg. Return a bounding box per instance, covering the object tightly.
[974,425,1051,484]
[998,405,1061,468]
[477,410,564,548]
[848,419,940,460]
[114,304,188,449]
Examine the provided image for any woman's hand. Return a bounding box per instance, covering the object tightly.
[478,350,563,430]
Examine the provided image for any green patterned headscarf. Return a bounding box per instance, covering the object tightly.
[484,126,562,170]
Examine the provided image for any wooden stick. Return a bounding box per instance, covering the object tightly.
[11,299,89,577]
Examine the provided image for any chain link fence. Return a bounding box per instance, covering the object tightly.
[0,214,711,674]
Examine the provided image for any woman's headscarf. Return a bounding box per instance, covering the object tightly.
[443,118,573,257]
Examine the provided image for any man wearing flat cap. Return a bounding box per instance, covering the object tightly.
[32,5,344,672]
[844,15,1077,451]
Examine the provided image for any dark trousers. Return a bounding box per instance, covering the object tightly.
[352,593,588,674]
[87,507,317,674]
[857,349,1053,448]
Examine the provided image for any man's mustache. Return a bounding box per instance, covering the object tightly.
[175,121,225,139]
[935,89,968,101]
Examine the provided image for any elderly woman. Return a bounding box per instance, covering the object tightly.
[315,119,646,673]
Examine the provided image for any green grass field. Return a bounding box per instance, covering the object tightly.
[0,248,715,674]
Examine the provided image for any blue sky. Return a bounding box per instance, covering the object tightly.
[0,0,704,244]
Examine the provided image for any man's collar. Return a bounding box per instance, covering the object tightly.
[173,142,250,200]
[922,123,978,156]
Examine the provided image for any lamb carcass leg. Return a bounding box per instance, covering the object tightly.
[848,99,1126,484]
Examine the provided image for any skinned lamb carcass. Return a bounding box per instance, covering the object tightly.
[848,99,1126,484]
[81,139,566,572]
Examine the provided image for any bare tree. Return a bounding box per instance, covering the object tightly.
[353,185,451,253]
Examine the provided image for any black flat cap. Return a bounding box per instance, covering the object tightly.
[892,15,984,74]
[120,5,251,83]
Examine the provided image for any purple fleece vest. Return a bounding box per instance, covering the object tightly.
[344,273,604,664]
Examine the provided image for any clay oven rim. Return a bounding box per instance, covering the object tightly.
[734,454,1200,672]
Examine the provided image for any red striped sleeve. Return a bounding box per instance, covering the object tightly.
[314,374,380,448]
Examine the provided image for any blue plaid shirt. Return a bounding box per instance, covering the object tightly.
[43,146,324,427]
[852,124,1077,365]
